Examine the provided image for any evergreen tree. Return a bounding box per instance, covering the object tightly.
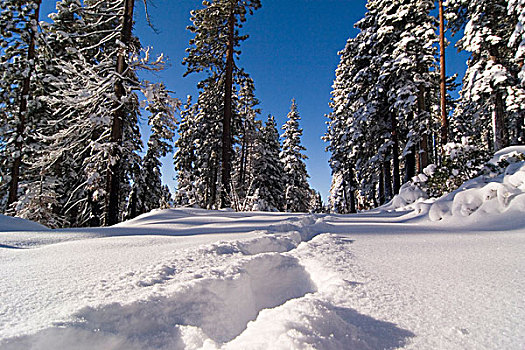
[280,100,311,212]
[447,0,525,149]
[22,0,165,226]
[308,190,324,213]
[250,115,285,211]
[190,76,224,209]
[183,0,261,208]
[231,77,260,210]
[0,0,42,211]
[509,0,525,87]
[174,96,199,207]
[126,83,178,219]
[326,0,438,209]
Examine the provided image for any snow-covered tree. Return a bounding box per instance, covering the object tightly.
[281,100,311,212]
[447,0,525,150]
[508,0,525,87]
[250,115,286,211]
[0,0,42,211]
[326,0,438,210]
[126,83,178,219]
[308,190,324,213]
[231,77,260,210]
[14,0,166,227]
[174,96,199,207]
[183,0,261,208]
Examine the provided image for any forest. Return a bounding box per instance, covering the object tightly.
[0,0,524,227]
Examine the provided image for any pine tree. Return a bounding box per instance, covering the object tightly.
[308,190,324,213]
[183,0,261,208]
[326,0,438,209]
[250,115,286,211]
[281,100,311,212]
[126,83,178,219]
[447,0,525,150]
[231,77,260,210]
[0,0,42,211]
[24,0,165,226]
[174,96,199,207]
[509,0,525,88]
[189,77,224,209]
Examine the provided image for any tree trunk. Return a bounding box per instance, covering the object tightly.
[384,159,393,200]
[7,0,42,207]
[391,114,401,194]
[239,120,247,186]
[349,188,356,213]
[438,0,448,146]
[493,91,508,151]
[489,48,508,151]
[417,86,429,172]
[220,12,235,208]
[88,189,102,227]
[341,178,348,214]
[404,147,416,183]
[209,166,217,209]
[378,165,385,205]
[105,0,134,226]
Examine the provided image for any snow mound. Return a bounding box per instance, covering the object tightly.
[390,181,429,209]
[488,145,525,165]
[421,161,525,224]
[0,215,48,232]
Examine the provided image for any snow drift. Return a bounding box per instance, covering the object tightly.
[385,146,525,228]
[0,214,48,232]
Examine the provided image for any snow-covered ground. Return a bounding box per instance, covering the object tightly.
[1,203,524,350]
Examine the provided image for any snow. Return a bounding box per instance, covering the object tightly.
[0,215,49,233]
[489,145,525,165]
[1,203,525,349]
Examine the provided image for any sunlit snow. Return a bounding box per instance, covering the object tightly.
[1,194,525,349]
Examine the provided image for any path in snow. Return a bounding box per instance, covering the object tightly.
[1,208,524,349]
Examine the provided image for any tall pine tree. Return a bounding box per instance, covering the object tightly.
[281,100,311,213]
[250,115,286,211]
[0,0,42,211]
[447,0,525,149]
[182,0,261,208]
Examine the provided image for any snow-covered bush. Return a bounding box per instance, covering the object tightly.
[400,144,525,207]
[426,158,525,222]
[415,139,490,198]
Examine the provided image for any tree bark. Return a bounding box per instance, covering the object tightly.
[404,147,416,183]
[489,48,508,151]
[417,85,429,172]
[220,11,235,208]
[493,91,508,151]
[7,0,42,207]
[349,188,356,214]
[384,159,393,200]
[438,0,448,146]
[239,120,247,186]
[105,0,134,226]
[391,114,401,195]
[378,165,385,205]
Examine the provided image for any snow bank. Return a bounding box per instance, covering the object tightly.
[0,214,48,232]
[422,160,525,224]
[389,181,429,209]
[488,145,525,165]
[382,147,525,227]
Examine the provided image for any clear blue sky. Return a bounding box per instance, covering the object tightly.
[40,0,468,203]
